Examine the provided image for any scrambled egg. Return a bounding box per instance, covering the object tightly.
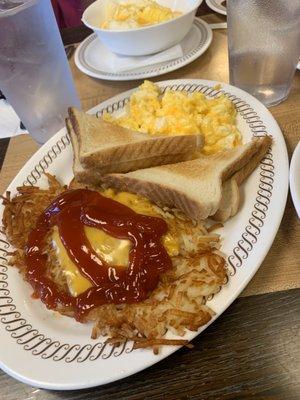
[52,189,179,296]
[101,0,181,30]
[103,80,242,154]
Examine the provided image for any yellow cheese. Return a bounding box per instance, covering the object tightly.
[85,226,131,267]
[101,189,180,256]
[52,226,131,297]
[52,190,180,297]
[52,227,92,297]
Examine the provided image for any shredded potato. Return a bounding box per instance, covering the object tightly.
[2,175,227,352]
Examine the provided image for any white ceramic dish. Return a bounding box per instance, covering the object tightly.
[0,79,288,390]
[205,0,226,16]
[82,0,202,56]
[75,18,212,81]
[290,140,300,218]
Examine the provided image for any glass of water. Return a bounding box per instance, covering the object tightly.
[0,0,80,144]
[227,0,300,107]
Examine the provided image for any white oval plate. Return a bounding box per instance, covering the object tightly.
[290,140,300,218]
[74,18,212,81]
[0,79,288,390]
[205,0,227,16]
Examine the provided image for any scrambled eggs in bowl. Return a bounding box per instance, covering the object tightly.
[103,81,242,155]
[101,0,182,30]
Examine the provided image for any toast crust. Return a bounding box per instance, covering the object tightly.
[66,117,104,185]
[212,136,272,221]
[213,179,240,222]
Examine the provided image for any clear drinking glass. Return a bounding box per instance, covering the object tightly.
[0,0,80,143]
[227,0,300,107]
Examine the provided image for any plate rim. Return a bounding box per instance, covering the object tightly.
[74,18,212,81]
[289,140,300,217]
[0,79,289,390]
[205,0,227,16]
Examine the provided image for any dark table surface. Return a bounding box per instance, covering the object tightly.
[0,3,299,400]
[0,288,299,400]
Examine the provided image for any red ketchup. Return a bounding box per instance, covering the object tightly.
[25,189,172,321]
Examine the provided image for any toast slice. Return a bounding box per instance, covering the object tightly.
[67,118,104,185]
[68,108,203,177]
[212,135,272,221]
[102,136,272,221]
[213,178,240,222]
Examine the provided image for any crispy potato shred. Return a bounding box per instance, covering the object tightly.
[2,175,227,353]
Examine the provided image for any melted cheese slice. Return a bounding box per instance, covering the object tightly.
[101,189,180,256]
[52,190,180,297]
[52,226,131,297]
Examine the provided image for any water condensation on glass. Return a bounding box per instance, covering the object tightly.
[0,0,80,143]
[227,0,300,107]
[0,1,36,13]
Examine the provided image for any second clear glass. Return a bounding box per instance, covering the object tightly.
[227,0,300,107]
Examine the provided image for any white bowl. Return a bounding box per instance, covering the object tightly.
[82,0,203,56]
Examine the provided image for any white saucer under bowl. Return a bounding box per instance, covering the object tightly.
[74,18,212,81]
[205,0,227,16]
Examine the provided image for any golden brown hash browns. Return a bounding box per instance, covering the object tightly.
[2,175,227,352]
